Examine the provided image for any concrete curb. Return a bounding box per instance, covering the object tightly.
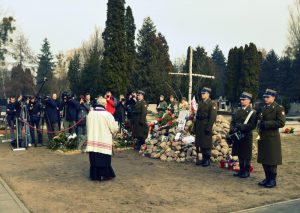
[233,198,300,213]
[0,176,30,213]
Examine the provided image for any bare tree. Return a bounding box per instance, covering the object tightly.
[288,0,300,55]
[80,26,104,63]
[10,32,36,66]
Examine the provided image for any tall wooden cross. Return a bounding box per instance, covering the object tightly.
[169,46,215,108]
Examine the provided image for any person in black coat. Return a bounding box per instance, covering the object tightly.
[115,96,127,130]
[66,95,80,133]
[126,92,137,130]
[77,95,89,136]
[45,93,60,141]
[28,96,43,147]
[6,96,17,141]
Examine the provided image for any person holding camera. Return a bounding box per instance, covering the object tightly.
[230,92,257,178]
[126,92,137,129]
[194,87,217,167]
[77,95,89,137]
[105,91,116,115]
[132,90,148,150]
[62,93,79,133]
[257,89,285,188]
[84,93,92,111]
[28,96,43,147]
[115,95,126,130]
[45,93,60,141]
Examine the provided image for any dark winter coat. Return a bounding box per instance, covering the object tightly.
[126,98,136,120]
[28,101,42,122]
[45,99,60,124]
[257,102,285,165]
[66,99,79,122]
[132,99,148,139]
[115,101,126,123]
[231,105,257,159]
[194,98,217,149]
[6,102,16,122]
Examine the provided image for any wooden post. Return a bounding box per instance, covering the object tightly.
[188,46,193,107]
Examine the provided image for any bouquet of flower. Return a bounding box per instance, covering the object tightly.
[48,133,78,151]
[283,127,295,134]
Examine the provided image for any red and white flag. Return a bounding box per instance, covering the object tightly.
[191,96,197,112]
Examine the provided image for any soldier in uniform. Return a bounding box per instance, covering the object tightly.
[257,89,285,188]
[194,87,217,167]
[132,90,148,150]
[230,92,257,178]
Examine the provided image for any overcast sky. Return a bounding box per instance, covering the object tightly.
[1,0,294,60]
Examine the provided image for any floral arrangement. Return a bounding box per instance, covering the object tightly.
[283,127,295,134]
[48,133,78,151]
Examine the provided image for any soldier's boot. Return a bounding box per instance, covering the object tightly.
[265,172,277,188]
[202,155,210,167]
[234,160,244,177]
[240,164,250,178]
[195,149,202,166]
[195,157,202,166]
[258,166,269,186]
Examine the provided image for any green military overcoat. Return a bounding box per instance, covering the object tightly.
[257,102,286,165]
[132,99,148,139]
[194,98,217,149]
[231,105,257,159]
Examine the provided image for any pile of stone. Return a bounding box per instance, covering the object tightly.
[140,115,257,163]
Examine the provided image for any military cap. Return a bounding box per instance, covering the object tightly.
[201,87,212,94]
[137,90,145,95]
[263,88,277,97]
[240,91,252,100]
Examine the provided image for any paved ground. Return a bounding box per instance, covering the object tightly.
[234,198,300,213]
[0,177,30,213]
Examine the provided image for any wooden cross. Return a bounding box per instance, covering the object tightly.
[169,46,215,108]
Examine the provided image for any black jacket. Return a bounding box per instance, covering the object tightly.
[66,99,79,122]
[45,99,60,124]
[28,101,42,120]
[116,101,126,123]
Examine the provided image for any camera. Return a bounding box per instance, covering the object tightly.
[226,131,245,145]
[61,91,70,101]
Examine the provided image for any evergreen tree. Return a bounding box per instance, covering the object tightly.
[226,47,244,102]
[240,43,262,101]
[136,17,173,101]
[102,0,128,95]
[125,6,137,90]
[278,56,293,97]
[36,38,54,94]
[259,50,279,95]
[7,65,35,96]
[68,52,81,95]
[81,46,103,98]
[211,45,226,97]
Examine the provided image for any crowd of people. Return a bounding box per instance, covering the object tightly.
[5,87,286,187]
